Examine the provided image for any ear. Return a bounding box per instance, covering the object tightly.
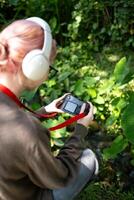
[0,43,8,65]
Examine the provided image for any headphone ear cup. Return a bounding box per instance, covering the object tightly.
[22,49,49,81]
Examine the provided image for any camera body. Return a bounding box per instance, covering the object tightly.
[60,94,89,115]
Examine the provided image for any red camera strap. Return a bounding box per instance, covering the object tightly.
[0,84,86,131]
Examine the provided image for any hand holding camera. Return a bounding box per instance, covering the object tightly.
[59,94,94,127]
[77,102,94,127]
[44,93,70,113]
[45,94,94,128]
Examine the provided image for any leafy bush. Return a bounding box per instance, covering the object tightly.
[75,183,134,200]
[37,42,134,164]
[68,0,134,49]
[0,0,133,48]
[0,0,75,44]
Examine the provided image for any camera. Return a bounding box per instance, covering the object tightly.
[60,94,90,115]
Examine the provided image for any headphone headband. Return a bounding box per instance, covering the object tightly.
[26,17,52,62]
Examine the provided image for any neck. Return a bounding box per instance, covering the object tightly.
[0,73,24,97]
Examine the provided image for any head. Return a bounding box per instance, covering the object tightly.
[0,17,55,91]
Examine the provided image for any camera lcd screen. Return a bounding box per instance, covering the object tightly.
[64,102,77,112]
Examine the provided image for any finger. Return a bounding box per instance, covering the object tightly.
[86,102,94,119]
[54,93,70,104]
[54,108,64,113]
[87,102,93,113]
[80,103,86,113]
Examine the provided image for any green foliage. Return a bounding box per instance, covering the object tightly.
[103,135,128,160]
[0,0,133,48]
[0,0,76,44]
[40,42,134,158]
[68,0,134,49]
[113,57,129,84]
[44,115,69,147]
[122,92,134,144]
[76,183,134,200]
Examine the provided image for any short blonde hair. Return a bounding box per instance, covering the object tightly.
[0,19,44,73]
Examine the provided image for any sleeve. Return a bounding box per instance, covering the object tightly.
[25,117,88,190]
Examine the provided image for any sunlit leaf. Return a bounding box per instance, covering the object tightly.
[53,138,64,147]
[86,88,97,98]
[94,95,105,104]
[99,78,115,95]
[116,98,127,111]
[47,80,56,87]
[85,76,98,87]
[74,80,84,95]
[50,131,63,139]
[113,57,129,84]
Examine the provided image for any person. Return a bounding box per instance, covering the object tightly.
[0,17,99,200]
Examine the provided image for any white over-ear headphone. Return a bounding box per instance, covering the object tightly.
[22,17,52,81]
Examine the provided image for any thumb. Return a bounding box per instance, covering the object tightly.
[55,93,70,108]
[54,108,65,113]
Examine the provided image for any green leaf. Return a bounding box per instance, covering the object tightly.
[51,130,65,139]
[45,116,67,139]
[103,135,128,160]
[111,97,128,112]
[47,80,56,87]
[85,76,98,87]
[99,78,115,95]
[113,57,129,84]
[9,0,18,5]
[121,96,134,144]
[94,95,105,104]
[86,88,97,98]
[130,159,134,166]
[49,17,57,30]
[21,88,37,101]
[75,15,82,24]
[44,119,57,129]
[50,116,67,138]
[31,102,40,110]
[74,80,84,95]
[58,71,72,82]
[116,98,127,111]
[53,138,64,147]
[105,114,117,127]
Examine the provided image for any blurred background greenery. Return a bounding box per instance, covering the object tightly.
[0,0,134,199]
